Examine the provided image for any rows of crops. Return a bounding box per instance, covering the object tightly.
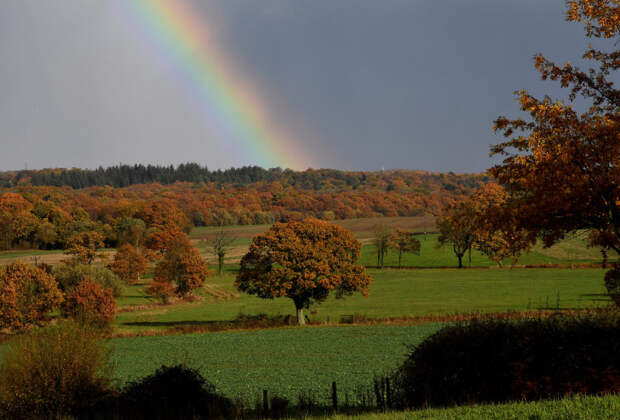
[110,324,443,404]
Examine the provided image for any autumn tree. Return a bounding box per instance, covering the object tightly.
[61,279,117,327]
[470,184,535,267]
[108,244,148,283]
[154,235,208,297]
[235,218,372,325]
[373,223,392,268]
[207,227,235,276]
[0,261,63,331]
[389,229,421,268]
[491,1,620,256]
[437,201,477,268]
[116,217,147,248]
[0,193,38,250]
[64,231,105,264]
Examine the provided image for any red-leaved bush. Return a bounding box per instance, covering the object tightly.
[61,279,116,327]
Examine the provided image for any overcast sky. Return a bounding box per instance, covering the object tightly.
[0,0,601,172]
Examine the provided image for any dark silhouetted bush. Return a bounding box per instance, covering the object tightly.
[119,364,235,419]
[392,313,620,408]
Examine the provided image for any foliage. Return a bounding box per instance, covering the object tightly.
[372,223,392,268]
[0,320,113,419]
[108,244,148,284]
[0,169,487,251]
[61,279,117,327]
[388,228,421,268]
[53,262,123,297]
[117,364,234,419]
[154,234,209,297]
[236,218,372,325]
[64,230,105,264]
[436,201,477,268]
[0,261,63,331]
[392,313,620,408]
[470,184,535,266]
[145,281,176,304]
[490,1,620,256]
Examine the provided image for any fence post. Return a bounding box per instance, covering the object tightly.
[263,389,269,416]
[331,381,338,411]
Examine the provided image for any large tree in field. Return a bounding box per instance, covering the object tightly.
[207,227,235,276]
[235,218,372,325]
[490,1,620,298]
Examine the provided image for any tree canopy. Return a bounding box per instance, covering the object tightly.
[235,218,372,325]
[491,0,620,255]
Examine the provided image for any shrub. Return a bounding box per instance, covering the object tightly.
[53,262,123,297]
[61,279,117,327]
[0,261,63,331]
[145,281,175,304]
[120,364,235,419]
[0,321,113,418]
[392,313,620,408]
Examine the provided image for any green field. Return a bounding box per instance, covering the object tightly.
[320,394,620,420]
[113,268,610,334]
[359,234,604,268]
[109,324,442,404]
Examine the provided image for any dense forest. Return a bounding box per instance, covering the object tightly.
[0,164,486,191]
[0,165,488,250]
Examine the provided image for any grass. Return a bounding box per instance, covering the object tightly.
[317,394,620,419]
[360,234,605,268]
[113,268,610,334]
[109,324,443,404]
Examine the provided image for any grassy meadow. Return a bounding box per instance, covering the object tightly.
[319,394,620,420]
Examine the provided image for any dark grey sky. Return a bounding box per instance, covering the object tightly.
[0,0,598,172]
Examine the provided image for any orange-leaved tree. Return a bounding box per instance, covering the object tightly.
[235,218,372,325]
[61,279,116,328]
[153,234,208,298]
[470,184,534,267]
[491,0,620,252]
[388,228,421,268]
[64,231,105,264]
[490,1,620,300]
[0,261,63,331]
[108,244,148,284]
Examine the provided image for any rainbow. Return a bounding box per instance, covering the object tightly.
[124,0,310,169]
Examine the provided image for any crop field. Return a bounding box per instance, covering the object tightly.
[113,268,610,335]
[109,324,443,404]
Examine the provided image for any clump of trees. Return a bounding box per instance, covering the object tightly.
[0,261,63,331]
[437,184,534,268]
[236,218,372,325]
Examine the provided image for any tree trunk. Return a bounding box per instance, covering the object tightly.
[218,254,224,275]
[398,250,402,269]
[296,306,306,326]
[457,255,463,268]
[468,245,472,267]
